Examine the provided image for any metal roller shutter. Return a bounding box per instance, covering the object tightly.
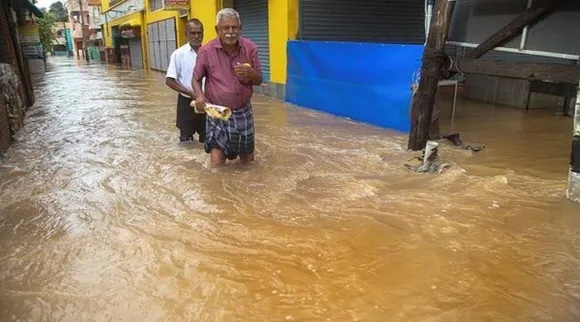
[299,0,425,44]
[148,18,177,71]
[129,38,142,69]
[235,0,270,81]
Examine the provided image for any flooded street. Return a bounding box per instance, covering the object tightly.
[1,57,580,321]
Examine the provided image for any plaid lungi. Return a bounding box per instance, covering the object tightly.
[204,102,254,158]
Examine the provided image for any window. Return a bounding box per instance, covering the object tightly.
[149,0,164,11]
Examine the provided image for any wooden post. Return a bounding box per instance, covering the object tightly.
[567,81,580,203]
[408,0,455,151]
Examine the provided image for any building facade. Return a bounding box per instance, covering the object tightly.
[0,0,43,153]
[51,22,70,55]
[66,0,91,59]
[87,1,103,61]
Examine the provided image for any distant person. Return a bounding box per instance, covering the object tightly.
[192,8,262,167]
[166,18,205,143]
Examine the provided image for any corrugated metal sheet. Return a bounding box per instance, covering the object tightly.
[148,18,177,72]
[448,0,580,55]
[235,0,270,81]
[129,39,142,69]
[299,0,425,44]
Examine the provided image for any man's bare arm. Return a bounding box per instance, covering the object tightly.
[191,76,206,111]
[165,77,194,97]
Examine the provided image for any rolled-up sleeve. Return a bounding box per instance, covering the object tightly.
[193,48,208,81]
[166,51,178,79]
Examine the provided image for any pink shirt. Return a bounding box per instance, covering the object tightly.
[193,37,262,110]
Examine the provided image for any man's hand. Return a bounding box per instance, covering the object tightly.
[194,94,207,112]
[234,63,255,82]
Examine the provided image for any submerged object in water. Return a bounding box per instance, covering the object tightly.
[190,101,233,121]
[441,133,485,152]
[405,140,451,175]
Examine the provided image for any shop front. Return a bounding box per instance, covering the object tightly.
[119,19,143,69]
[101,0,145,65]
[285,0,426,133]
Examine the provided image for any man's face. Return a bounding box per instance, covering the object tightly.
[187,23,203,48]
[215,16,240,46]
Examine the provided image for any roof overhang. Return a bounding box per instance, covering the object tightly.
[19,0,44,18]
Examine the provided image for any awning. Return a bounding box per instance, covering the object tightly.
[119,18,141,30]
[120,28,141,39]
[21,0,44,18]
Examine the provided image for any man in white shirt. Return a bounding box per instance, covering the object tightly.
[165,18,205,143]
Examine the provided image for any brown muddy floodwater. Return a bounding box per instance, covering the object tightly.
[1,58,580,321]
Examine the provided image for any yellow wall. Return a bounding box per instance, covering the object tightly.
[100,0,111,12]
[288,0,298,39]
[141,10,148,69]
[104,25,113,47]
[268,0,299,84]
[100,1,110,46]
[191,0,219,43]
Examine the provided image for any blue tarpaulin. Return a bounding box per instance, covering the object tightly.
[285,41,424,133]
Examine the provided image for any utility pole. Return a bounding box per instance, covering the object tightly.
[78,0,89,62]
[407,0,456,151]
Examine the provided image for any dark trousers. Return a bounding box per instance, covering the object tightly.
[176,94,206,142]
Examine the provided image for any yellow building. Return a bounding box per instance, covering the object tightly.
[100,0,297,99]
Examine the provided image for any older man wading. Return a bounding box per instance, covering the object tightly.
[192,8,262,167]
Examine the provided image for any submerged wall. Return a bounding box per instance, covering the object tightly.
[0,63,27,153]
[284,40,423,133]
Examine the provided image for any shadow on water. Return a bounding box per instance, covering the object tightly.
[1,57,580,321]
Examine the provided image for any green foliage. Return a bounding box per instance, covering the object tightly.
[49,1,68,22]
[38,11,57,53]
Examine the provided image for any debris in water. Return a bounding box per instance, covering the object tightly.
[440,133,485,152]
[405,141,451,174]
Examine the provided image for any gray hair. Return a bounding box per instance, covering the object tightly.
[216,8,241,25]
